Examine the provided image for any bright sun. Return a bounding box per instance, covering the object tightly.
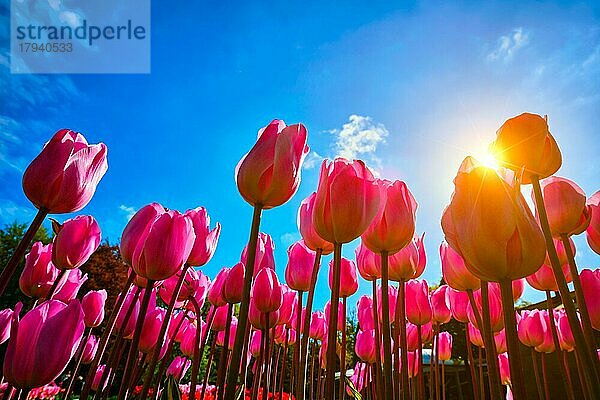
[471,144,501,170]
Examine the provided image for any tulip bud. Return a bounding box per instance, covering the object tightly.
[114,289,140,339]
[241,232,275,277]
[298,193,334,254]
[405,280,432,326]
[277,286,296,326]
[139,307,167,353]
[325,300,345,331]
[436,331,453,361]
[222,262,244,304]
[355,243,381,281]
[388,233,426,281]
[440,241,480,292]
[443,157,546,281]
[210,305,230,332]
[52,269,88,302]
[535,310,556,353]
[467,285,504,333]
[132,210,196,281]
[533,176,591,237]
[355,329,377,364]
[580,269,600,330]
[0,308,13,344]
[447,288,469,323]
[81,289,107,327]
[92,365,108,392]
[356,295,375,330]
[249,330,262,358]
[517,310,545,348]
[22,129,108,214]
[329,257,358,298]
[285,240,317,292]
[251,268,283,313]
[313,158,380,244]
[362,179,417,254]
[236,120,309,209]
[498,353,511,385]
[120,203,165,266]
[81,334,99,364]
[20,242,60,298]
[309,311,327,341]
[587,191,600,255]
[184,207,221,266]
[51,215,101,270]
[489,112,561,183]
[556,310,575,351]
[249,301,279,330]
[468,323,484,348]
[3,300,85,389]
[431,285,451,324]
[167,356,191,382]
[208,268,229,307]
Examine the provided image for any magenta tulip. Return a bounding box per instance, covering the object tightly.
[52,269,88,302]
[277,286,297,325]
[92,365,108,392]
[285,240,317,292]
[325,301,345,331]
[357,295,375,330]
[580,268,600,330]
[0,308,13,344]
[251,267,283,313]
[405,279,432,326]
[167,356,191,382]
[236,120,309,209]
[298,193,334,254]
[309,311,327,341]
[517,309,545,347]
[81,334,99,364]
[81,289,107,328]
[498,353,511,385]
[222,262,244,304]
[557,310,575,351]
[184,207,221,266]
[51,215,101,270]
[114,289,140,339]
[241,232,275,276]
[22,129,108,214]
[437,331,453,361]
[207,268,229,307]
[20,242,60,298]
[132,210,196,281]
[139,307,167,353]
[355,329,377,364]
[329,257,358,298]
[210,305,230,332]
[120,203,165,266]
[3,300,85,389]
[388,233,426,281]
[249,330,262,358]
[447,288,469,323]
[431,285,451,324]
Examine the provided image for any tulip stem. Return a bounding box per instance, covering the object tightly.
[560,234,599,356]
[417,324,425,400]
[338,296,347,400]
[297,249,323,400]
[0,207,48,297]
[225,204,263,400]
[117,280,154,400]
[217,303,234,400]
[279,329,289,399]
[530,349,543,400]
[80,270,136,400]
[544,290,571,395]
[63,328,92,399]
[540,353,551,400]
[379,251,394,400]
[372,279,383,400]
[293,290,305,397]
[398,279,409,400]
[153,310,190,398]
[531,175,600,392]
[262,314,270,400]
[140,265,190,400]
[478,283,502,400]
[325,243,343,400]
[465,324,480,400]
[188,296,204,399]
[199,334,217,400]
[498,280,525,400]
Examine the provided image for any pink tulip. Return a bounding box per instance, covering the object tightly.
[210,305,230,331]
[184,207,221,266]
[388,233,426,281]
[0,308,12,344]
[52,269,88,302]
[249,301,278,330]
[114,289,140,338]
[3,300,85,389]
[120,203,166,266]
[20,242,60,298]
[298,193,334,254]
[309,311,327,341]
[285,240,317,292]
[325,301,345,331]
[329,257,358,298]
[185,271,210,312]
[355,243,381,281]
[251,268,283,313]
[535,310,556,353]
[447,288,469,323]
[51,215,101,270]
[313,158,380,244]
[580,269,600,330]
[180,324,199,358]
[174,316,194,343]
[357,295,375,330]
[489,280,525,303]
[241,232,275,276]
[468,323,484,348]
[406,352,420,379]
[222,262,244,304]
[517,309,545,347]
[405,280,432,326]
[498,353,511,385]
[167,356,191,382]
[81,289,107,328]
[160,267,200,304]
[443,157,546,281]
[217,318,238,349]
[467,285,504,332]
[535,176,591,237]
[355,329,377,364]
[249,331,262,358]
[527,258,572,292]
[92,365,108,392]
[277,286,297,326]
[431,285,451,324]
[132,210,196,282]
[440,241,480,291]
[168,312,188,341]
[236,120,309,209]
[22,129,108,214]
[81,334,99,364]
[420,322,434,344]
[557,310,575,351]
[362,179,417,254]
[436,331,453,361]
[139,307,167,353]
[207,268,230,307]
[587,190,600,255]
[377,284,397,322]
[406,322,420,351]
[494,329,507,354]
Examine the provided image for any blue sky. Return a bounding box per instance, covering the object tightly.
[1,0,599,310]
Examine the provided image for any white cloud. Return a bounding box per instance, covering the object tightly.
[332,114,388,160]
[487,28,528,62]
[119,205,136,220]
[59,11,82,27]
[303,150,324,170]
[280,232,300,248]
[48,0,61,11]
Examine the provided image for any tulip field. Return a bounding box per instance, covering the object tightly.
[1,113,600,400]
